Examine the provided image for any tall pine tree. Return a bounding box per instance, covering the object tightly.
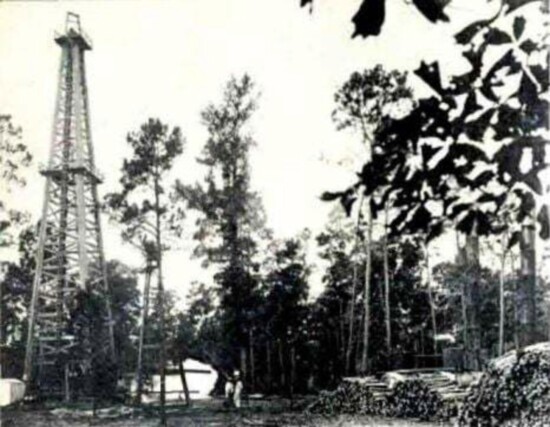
[176,75,266,381]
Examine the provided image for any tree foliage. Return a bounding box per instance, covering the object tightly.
[327,1,549,242]
[105,118,184,258]
[105,118,184,421]
[0,115,32,247]
[175,75,266,367]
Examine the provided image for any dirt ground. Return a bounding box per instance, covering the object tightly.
[0,400,452,427]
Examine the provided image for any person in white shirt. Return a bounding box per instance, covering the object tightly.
[232,370,243,409]
[224,374,234,407]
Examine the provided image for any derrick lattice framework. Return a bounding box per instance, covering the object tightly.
[24,13,115,399]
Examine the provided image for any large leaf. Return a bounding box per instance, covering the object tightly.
[412,0,449,23]
[516,190,536,222]
[529,64,549,91]
[409,205,432,231]
[320,191,345,202]
[457,210,476,234]
[415,61,445,95]
[472,170,496,187]
[449,202,471,220]
[352,0,386,38]
[513,16,526,39]
[455,10,500,45]
[480,49,519,102]
[504,0,543,15]
[518,73,538,105]
[450,143,489,163]
[508,230,522,249]
[460,92,483,120]
[523,170,543,194]
[519,39,538,54]
[427,220,445,241]
[485,28,513,45]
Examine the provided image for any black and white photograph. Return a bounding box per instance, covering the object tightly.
[0,1,549,426]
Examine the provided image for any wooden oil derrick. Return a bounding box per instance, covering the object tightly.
[23,12,116,400]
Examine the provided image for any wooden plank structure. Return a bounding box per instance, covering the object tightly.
[343,367,479,405]
[23,12,115,400]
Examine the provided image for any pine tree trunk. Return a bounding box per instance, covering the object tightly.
[135,264,153,405]
[466,234,481,368]
[519,223,537,349]
[249,329,255,392]
[240,347,247,384]
[359,127,373,376]
[266,341,272,393]
[425,240,438,355]
[278,339,286,390]
[383,204,391,362]
[290,345,296,398]
[360,211,372,375]
[346,192,364,375]
[154,173,167,427]
[498,234,507,356]
[513,249,521,353]
[461,281,469,352]
[338,300,345,367]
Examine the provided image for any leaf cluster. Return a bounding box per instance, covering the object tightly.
[301,0,451,38]
[327,1,549,242]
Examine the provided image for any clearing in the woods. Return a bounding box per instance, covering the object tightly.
[1,400,451,427]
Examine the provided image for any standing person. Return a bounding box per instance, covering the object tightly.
[232,370,243,409]
[224,372,234,408]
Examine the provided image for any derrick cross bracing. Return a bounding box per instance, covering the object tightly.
[23,12,116,400]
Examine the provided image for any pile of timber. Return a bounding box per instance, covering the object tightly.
[343,368,480,404]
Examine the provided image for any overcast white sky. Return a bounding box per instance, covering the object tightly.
[3,0,537,301]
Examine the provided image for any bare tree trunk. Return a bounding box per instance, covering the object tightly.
[461,281,469,351]
[240,347,247,384]
[383,203,391,362]
[266,341,272,393]
[345,192,364,375]
[278,339,286,391]
[359,127,373,376]
[338,300,345,367]
[360,210,372,375]
[424,240,438,354]
[249,329,255,392]
[512,251,520,353]
[290,345,296,398]
[135,264,153,405]
[519,223,537,349]
[498,234,508,356]
[154,173,167,427]
[466,234,481,368]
